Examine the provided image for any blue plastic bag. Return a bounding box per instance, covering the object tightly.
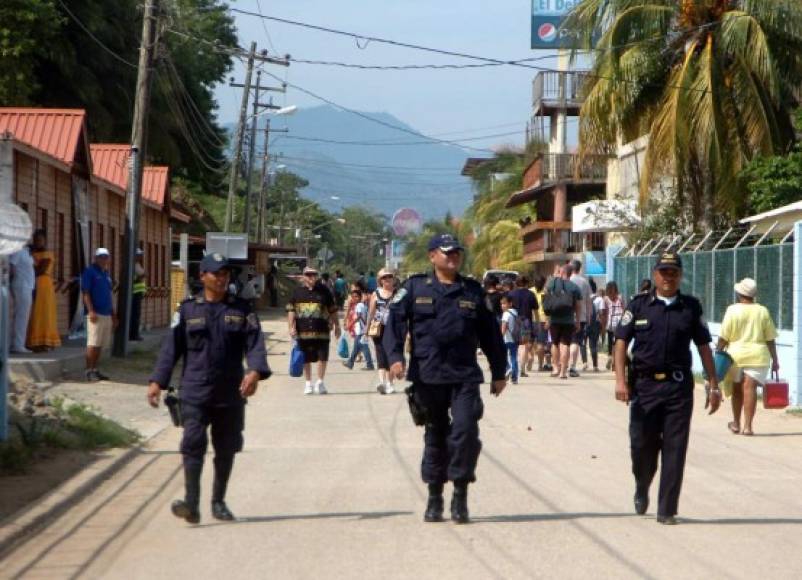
[289,341,305,377]
[337,335,349,359]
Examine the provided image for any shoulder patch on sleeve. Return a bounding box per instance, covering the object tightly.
[620,310,634,327]
[391,288,408,304]
[247,312,260,329]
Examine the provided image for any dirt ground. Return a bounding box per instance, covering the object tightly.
[0,448,96,521]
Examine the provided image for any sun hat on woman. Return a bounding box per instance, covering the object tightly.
[734,278,757,299]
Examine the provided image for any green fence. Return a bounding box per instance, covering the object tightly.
[613,244,794,330]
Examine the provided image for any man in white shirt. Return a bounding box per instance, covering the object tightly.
[569,259,593,376]
[9,244,35,353]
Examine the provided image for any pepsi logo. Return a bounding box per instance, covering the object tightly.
[538,23,558,42]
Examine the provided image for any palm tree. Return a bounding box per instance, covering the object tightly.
[565,0,802,228]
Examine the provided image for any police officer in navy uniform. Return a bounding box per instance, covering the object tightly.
[384,233,507,524]
[613,252,720,525]
[147,253,271,524]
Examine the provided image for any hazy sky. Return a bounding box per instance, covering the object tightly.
[214,0,562,151]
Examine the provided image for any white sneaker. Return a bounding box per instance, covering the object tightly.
[304,381,314,395]
[315,380,328,395]
[384,383,396,395]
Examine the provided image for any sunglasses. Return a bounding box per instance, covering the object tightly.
[304,272,318,277]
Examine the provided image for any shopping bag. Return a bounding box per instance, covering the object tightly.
[713,350,734,382]
[337,335,349,359]
[763,371,789,409]
[289,341,305,377]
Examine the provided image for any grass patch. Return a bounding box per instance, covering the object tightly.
[59,403,140,449]
[785,407,802,417]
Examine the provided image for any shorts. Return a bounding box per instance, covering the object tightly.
[571,322,587,345]
[731,365,769,385]
[519,318,534,343]
[550,323,574,346]
[535,322,550,345]
[297,339,330,363]
[86,314,113,348]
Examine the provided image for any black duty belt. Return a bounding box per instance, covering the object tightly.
[636,370,687,383]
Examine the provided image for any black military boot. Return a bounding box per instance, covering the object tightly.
[211,455,236,521]
[424,483,444,523]
[450,482,470,524]
[634,485,649,515]
[172,463,202,524]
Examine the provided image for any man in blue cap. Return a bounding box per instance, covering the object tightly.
[384,233,507,524]
[614,251,720,525]
[147,252,271,524]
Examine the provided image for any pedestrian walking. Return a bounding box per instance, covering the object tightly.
[508,276,538,378]
[717,278,779,436]
[614,252,720,525]
[333,270,347,310]
[148,253,270,524]
[603,281,626,371]
[8,241,35,354]
[367,269,396,394]
[343,287,375,371]
[568,259,593,377]
[530,275,552,372]
[586,279,603,372]
[81,248,116,381]
[543,265,582,380]
[287,266,341,395]
[130,248,146,341]
[500,295,519,384]
[27,229,61,351]
[384,233,507,524]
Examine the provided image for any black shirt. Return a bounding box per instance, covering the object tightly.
[286,282,337,340]
[509,287,539,322]
[615,291,711,373]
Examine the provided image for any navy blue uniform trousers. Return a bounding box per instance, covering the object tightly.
[629,378,694,517]
[180,403,245,469]
[414,383,484,485]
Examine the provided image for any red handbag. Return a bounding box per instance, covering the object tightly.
[763,371,789,409]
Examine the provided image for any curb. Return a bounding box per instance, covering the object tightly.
[0,445,141,558]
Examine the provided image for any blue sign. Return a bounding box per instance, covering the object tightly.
[531,0,580,49]
[584,251,606,276]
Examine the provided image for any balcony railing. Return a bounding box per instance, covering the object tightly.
[532,71,589,113]
[541,153,608,182]
[523,229,606,258]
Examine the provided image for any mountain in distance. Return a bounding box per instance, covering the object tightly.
[234,104,477,221]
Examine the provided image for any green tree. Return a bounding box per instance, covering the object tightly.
[740,146,802,213]
[565,0,802,228]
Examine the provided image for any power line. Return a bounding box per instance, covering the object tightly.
[56,0,139,69]
[279,130,522,147]
[276,155,466,172]
[254,0,278,54]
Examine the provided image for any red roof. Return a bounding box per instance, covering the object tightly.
[0,108,88,168]
[143,166,169,207]
[90,143,129,191]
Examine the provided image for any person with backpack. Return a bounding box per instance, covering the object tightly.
[542,264,582,380]
[500,295,520,384]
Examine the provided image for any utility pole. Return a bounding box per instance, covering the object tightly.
[256,113,271,243]
[243,70,261,239]
[224,41,257,233]
[114,0,158,357]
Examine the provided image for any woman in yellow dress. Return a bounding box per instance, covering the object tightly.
[27,229,61,350]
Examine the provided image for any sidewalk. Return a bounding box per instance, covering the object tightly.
[3,315,802,579]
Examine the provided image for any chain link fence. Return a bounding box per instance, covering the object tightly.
[613,243,794,330]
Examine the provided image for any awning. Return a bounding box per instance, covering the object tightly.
[571,200,640,233]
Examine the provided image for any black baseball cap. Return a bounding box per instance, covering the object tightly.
[654,252,683,271]
[200,252,230,273]
[428,233,464,252]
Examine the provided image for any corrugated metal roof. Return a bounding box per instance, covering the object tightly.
[0,108,87,167]
[143,166,169,207]
[90,143,129,191]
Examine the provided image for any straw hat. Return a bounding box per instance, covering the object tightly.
[734,278,757,298]
[377,268,395,279]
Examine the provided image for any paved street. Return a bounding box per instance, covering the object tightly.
[3,316,802,580]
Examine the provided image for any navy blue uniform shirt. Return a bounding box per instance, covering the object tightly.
[383,272,506,384]
[615,291,711,373]
[150,294,271,405]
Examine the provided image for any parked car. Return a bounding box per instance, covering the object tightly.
[482,269,518,286]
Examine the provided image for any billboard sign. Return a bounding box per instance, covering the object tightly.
[391,208,423,237]
[531,0,580,49]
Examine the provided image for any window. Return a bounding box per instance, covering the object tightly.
[89,221,93,254]
[110,226,117,279]
[161,244,166,287]
[37,208,48,232]
[56,213,65,281]
[97,223,105,249]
